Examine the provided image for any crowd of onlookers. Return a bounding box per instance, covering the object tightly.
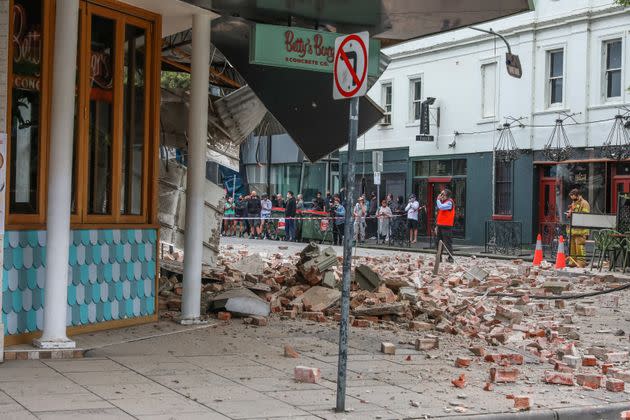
[222,189,430,246]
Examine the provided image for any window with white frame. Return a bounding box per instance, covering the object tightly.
[381,82,392,125]
[604,39,622,99]
[547,49,564,106]
[409,78,422,121]
[481,62,497,119]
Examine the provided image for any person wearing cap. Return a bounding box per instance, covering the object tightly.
[353,196,367,243]
[405,194,421,244]
[566,188,590,267]
[436,189,455,262]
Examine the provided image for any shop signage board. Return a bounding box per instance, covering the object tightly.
[332,31,369,100]
[250,23,379,76]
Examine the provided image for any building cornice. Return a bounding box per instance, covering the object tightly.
[387,5,627,61]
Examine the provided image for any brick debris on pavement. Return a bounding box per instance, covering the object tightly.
[156,240,630,415]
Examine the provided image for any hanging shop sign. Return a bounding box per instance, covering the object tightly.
[250,23,379,76]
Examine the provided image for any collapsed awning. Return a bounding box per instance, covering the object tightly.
[172,0,534,161]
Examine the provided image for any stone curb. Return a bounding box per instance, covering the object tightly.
[435,402,630,420]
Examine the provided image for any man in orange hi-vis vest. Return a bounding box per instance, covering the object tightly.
[436,189,456,263]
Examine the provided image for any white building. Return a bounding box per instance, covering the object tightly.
[353,0,630,247]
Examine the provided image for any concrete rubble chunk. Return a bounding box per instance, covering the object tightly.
[208,288,270,317]
[353,302,405,317]
[355,264,381,291]
[231,254,266,276]
[381,342,396,355]
[291,286,341,313]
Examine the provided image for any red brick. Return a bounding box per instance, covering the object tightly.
[606,378,625,392]
[554,362,574,373]
[217,311,231,321]
[621,410,630,419]
[455,357,472,368]
[582,355,597,367]
[301,311,326,322]
[408,321,433,331]
[513,396,531,411]
[415,336,439,351]
[284,345,300,359]
[602,363,614,374]
[469,347,486,357]
[283,308,297,319]
[544,371,575,386]
[575,374,603,389]
[489,367,519,383]
[251,316,268,326]
[484,353,523,365]
[3,352,16,361]
[352,319,371,328]
[451,373,466,388]
[294,366,321,383]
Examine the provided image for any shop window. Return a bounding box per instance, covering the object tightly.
[7,1,159,227]
[430,160,452,176]
[547,49,564,106]
[453,159,467,176]
[120,24,148,216]
[88,14,115,215]
[494,160,513,216]
[8,0,49,219]
[380,82,392,125]
[301,163,326,201]
[481,62,497,119]
[409,78,422,122]
[604,39,622,99]
[414,161,430,177]
[451,178,466,238]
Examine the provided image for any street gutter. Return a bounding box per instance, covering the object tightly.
[435,401,629,420]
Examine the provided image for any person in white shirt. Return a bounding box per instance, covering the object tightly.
[260,193,272,239]
[404,194,424,244]
[377,199,393,243]
[353,196,367,243]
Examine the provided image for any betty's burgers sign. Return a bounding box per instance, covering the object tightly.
[250,23,379,76]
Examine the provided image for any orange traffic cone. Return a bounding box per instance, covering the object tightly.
[555,236,566,270]
[533,234,543,266]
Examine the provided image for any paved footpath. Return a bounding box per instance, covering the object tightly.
[1,239,629,419]
[2,316,630,420]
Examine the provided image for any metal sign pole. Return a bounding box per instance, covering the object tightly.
[336,96,359,412]
[232,175,236,203]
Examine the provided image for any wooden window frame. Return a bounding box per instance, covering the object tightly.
[7,0,161,230]
[6,0,53,227]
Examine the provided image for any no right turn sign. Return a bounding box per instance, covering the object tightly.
[333,32,370,100]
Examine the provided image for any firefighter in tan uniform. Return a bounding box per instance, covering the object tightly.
[567,188,590,268]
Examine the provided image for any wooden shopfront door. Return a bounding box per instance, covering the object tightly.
[538,176,561,245]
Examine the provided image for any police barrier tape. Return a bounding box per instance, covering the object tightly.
[222,214,407,221]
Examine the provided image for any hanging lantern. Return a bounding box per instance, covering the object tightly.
[543,116,574,162]
[494,122,521,162]
[601,113,630,161]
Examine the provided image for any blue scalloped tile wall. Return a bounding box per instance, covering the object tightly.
[2,229,157,335]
